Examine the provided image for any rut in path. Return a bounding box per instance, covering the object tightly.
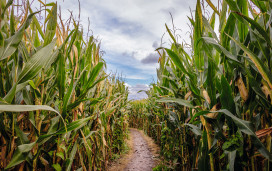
[124,129,155,171]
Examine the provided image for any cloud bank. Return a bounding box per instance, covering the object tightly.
[31,0,217,99]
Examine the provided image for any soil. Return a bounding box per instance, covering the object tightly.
[124,129,155,171]
[108,128,159,171]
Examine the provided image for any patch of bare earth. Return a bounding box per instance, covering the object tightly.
[108,128,159,171]
[136,129,160,166]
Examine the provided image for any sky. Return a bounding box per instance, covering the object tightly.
[30,0,217,100]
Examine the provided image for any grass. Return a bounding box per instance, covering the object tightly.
[107,129,134,171]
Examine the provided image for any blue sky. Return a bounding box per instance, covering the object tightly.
[31,0,216,99]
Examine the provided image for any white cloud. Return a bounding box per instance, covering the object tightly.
[124,82,131,88]
[30,0,217,98]
[125,75,148,80]
[127,84,150,100]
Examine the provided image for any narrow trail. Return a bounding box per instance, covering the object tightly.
[124,129,155,171]
[108,128,158,171]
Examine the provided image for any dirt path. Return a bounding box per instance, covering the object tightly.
[108,128,159,171]
[124,129,155,171]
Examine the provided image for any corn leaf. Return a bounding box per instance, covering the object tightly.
[5,142,36,169]
[0,12,37,60]
[44,3,57,46]
[0,105,59,114]
[217,109,272,161]
[17,40,56,84]
[157,97,193,108]
[228,35,272,90]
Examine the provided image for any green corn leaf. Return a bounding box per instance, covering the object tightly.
[62,75,74,116]
[217,109,272,160]
[1,0,13,18]
[37,116,94,144]
[5,142,36,169]
[10,6,15,36]
[3,84,17,103]
[5,151,27,170]
[205,0,219,15]
[18,42,30,61]
[58,51,65,100]
[198,130,209,171]
[29,7,45,39]
[250,0,267,13]
[165,48,194,79]
[202,16,219,41]
[45,2,56,7]
[15,125,30,145]
[56,152,64,160]
[194,0,203,70]
[0,31,4,47]
[47,116,60,134]
[227,34,272,90]
[16,81,30,93]
[65,27,78,60]
[44,3,57,46]
[157,97,193,108]
[62,66,90,116]
[52,164,62,171]
[17,40,56,84]
[219,0,228,32]
[234,12,272,48]
[67,98,101,112]
[237,0,248,42]
[220,75,236,115]
[187,16,195,26]
[202,37,239,62]
[246,70,269,103]
[185,123,202,136]
[57,30,76,101]
[189,111,209,123]
[221,13,236,49]
[83,62,104,90]
[225,0,241,12]
[165,24,177,44]
[0,97,8,104]
[195,0,203,38]
[206,57,217,107]
[0,12,38,60]
[0,105,60,114]
[66,140,78,171]
[76,75,106,103]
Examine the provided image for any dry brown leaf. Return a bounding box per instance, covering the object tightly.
[206,103,221,119]
[17,113,25,122]
[185,91,192,100]
[79,102,84,114]
[261,85,271,100]
[236,76,248,101]
[39,156,49,166]
[256,127,272,138]
[202,90,211,104]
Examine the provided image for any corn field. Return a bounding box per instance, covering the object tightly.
[2,0,272,170]
[0,0,129,170]
[129,0,272,170]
